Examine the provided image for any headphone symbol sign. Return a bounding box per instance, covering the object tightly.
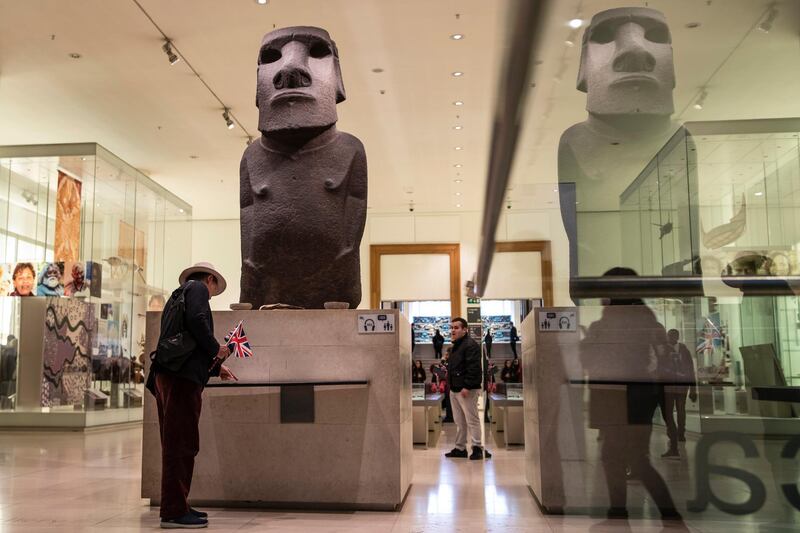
[364,319,376,331]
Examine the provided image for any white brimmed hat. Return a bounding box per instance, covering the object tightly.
[179,262,227,296]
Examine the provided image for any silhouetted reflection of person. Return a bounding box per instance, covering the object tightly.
[580,267,680,521]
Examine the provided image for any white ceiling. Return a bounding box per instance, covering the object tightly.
[0,0,798,220]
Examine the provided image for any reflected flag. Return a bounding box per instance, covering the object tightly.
[225,320,253,358]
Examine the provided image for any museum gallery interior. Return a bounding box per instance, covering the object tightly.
[1,0,800,531]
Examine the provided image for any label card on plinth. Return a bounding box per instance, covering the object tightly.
[538,310,577,332]
[358,313,395,334]
[466,307,481,324]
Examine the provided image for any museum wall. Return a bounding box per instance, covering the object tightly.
[190,206,572,312]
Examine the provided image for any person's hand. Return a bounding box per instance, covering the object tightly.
[689,389,698,403]
[214,344,231,364]
[460,389,469,398]
[219,364,238,382]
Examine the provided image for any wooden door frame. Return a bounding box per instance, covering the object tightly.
[369,243,461,317]
[494,240,553,306]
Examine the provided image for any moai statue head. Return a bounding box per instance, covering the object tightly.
[256,26,346,136]
[577,7,675,116]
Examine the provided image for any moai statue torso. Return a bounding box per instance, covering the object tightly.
[239,27,367,309]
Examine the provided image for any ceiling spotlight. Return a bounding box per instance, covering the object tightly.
[454,146,463,151]
[453,125,462,130]
[256,0,268,4]
[693,88,708,110]
[758,4,778,33]
[179,208,185,213]
[68,52,82,59]
[451,71,463,77]
[755,191,764,197]
[222,108,235,129]
[450,34,464,40]
[162,40,180,65]
[453,100,464,106]
[454,164,462,168]
[456,204,462,208]
[568,18,583,29]
[454,179,463,184]
[455,192,462,196]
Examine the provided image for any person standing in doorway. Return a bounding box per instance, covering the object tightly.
[432,328,445,359]
[146,262,238,529]
[483,328,493,358]
[445,317,491,460]
[509,322,519,359]
[658,329,698,458]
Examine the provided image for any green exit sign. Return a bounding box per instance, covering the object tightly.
[467,297,480,304]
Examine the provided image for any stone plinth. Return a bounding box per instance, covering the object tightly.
[522,307,588,513]
[142,309,412,511]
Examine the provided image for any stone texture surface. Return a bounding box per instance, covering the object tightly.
[142,309,412,510]
[240,26,367,310]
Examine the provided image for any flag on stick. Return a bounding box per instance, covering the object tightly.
[225,320,253,358]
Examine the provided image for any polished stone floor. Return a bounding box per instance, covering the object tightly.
[0,420,796,532]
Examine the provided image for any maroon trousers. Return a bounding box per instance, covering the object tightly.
[154,372,203,519]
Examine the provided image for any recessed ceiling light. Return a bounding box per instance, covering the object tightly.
[454,146,463,151]
[451,71,463,77]
[685,22,701,29]
[96,203,101,208]
[565,39,575,47]
[568,18,583,29]
[256,0,268,4]
[179,208,185,213]
[755,191,764,196]
[450,34,464,40]
[372,67,384,73]
[454,179,463,184]
[455,192,462,196]
[68,52,82,59]
[453,125,462,130]
[456,204,462,208]
[454,164,462,168]
[453,100,464,106]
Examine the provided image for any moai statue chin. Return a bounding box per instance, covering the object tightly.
[557,7,679,277]
[238,26,367,309]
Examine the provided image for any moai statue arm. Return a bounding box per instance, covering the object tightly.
[339,142,367,260]
[238,153,255,303]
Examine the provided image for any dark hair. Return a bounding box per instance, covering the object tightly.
[13,262,34,280]
[602,266,644,306]
[187,272,216,284]
[451,317,468,328]
[667,329,680,337]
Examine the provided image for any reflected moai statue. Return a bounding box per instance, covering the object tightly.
[239,27,367,309]
[558,8,679,278]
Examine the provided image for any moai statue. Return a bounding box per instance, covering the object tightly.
[238,27,367,309]
[558,8,678,278]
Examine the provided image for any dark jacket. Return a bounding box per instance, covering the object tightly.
[510,326,519,343]
[447,334,482,392]
[412,366,426,384]
[659,341,697,394]
[432,333,445,349]
[580,304,666,428]
[151,281,221,388]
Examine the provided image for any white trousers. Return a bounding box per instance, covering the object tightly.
[450,389,482,450]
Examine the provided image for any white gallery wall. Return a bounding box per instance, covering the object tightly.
[191,207,572,312]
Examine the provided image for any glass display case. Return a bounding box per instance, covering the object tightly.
[0,143,191,426]
[411,383,426,401]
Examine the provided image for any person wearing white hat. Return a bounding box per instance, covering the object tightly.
[147,262,237,529]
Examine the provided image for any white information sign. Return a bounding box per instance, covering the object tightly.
[357,313,396,334]
[538,310,577,332]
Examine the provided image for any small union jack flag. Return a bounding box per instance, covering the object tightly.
[225,320,253,358]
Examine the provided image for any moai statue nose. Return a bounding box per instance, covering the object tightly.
[612,23,656,73]
[273,67,312,90]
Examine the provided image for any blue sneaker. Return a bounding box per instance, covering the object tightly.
[160,512,208,529]
[189,508,208,519]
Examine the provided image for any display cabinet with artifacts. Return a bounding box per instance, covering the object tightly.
[0,143,191,428]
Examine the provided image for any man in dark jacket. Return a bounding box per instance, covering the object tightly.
[483,328,493,358]
[658,329,698,458]
[509,322,519,358]
[148,262,237,529]
[432,329,445,359]
[445,317,491,460]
